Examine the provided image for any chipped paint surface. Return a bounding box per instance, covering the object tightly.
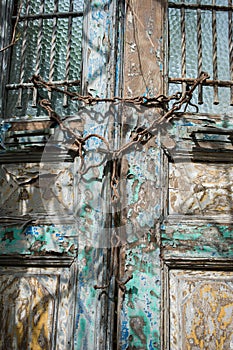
[169,162,233,215]
[162,222,233,259]
[120,243,161,350]
[0,262,77,349]
[0,163,74,217]
[0,1,123,349]
[1,0,233,349]
[118,1,164,347]
[170,270,233,350]
[0,224,78,255]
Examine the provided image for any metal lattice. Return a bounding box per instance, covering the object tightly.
[6,0,84,118]
[168,0,233,113]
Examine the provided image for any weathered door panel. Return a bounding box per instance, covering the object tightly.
[0,258,77,350]
[169,161,233,216]
[161,147,233,349]
[0,162,74,218]
[2,0,233,349]
[0,0,124,348]
[169,268,233,350]
[118,0,164,347]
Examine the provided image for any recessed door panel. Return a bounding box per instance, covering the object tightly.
[169,269,233,350]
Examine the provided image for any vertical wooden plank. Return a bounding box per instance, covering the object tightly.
[119,1,165,348]
[119,245,161,350]
[124,0,164,97]
[73,1,124,349]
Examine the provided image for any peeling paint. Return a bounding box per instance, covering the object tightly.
[170,270,233,350]
[120,244,161,350]
[1,0,233,348]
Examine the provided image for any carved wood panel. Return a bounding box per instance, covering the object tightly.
[0,163,74,219]
[169,269,233,350]
[169,162,233,216]
[0,261,77,349]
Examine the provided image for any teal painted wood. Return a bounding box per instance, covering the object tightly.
[3,0,233,349]
[162,222,233,259]
[120,244,161,350]
[117,135,163,348]
[0,224,78,255]
[0,1,123,349]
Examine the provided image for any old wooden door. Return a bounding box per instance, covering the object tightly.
[1,0,233,349]
[117,0,233,349]
[0,0,123,348]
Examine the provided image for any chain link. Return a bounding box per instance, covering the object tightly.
[33,71,209,202]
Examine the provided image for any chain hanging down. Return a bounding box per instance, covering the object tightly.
[32,71,209,202]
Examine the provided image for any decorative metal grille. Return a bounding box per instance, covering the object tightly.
[168,0,233,114]
[6,0,84,118]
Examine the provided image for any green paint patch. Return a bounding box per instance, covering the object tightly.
[131,180,140,203]
[218,225,233,239]
[0,224,78,255]
[123,246,161,349]
[172,232,202,240]
[127,310,160,349]
[79,317,86,333]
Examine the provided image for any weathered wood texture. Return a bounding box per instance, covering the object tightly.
[169,162,233,216]
[1,0,233,349]
[0,1,122,349]
[119,243,161,350]
[119,1,165,349]
[169,269,233,350]
[162,221,233,260]
[0,163,74,217]
[0,260,77,350]
[124,0,164,97]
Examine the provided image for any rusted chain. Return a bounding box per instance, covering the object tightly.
[94,282,110,290]
[39,99,84,167]
[116,275,133,292]
[82,134,110,150]
[31,74,180,108]
[111,159,120,201]
[39,98,110,173]
[94,275,133,292]
[33,72,209,202]
[115,72,209,160]
[108,72,209,198]
[78,155,108,176]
